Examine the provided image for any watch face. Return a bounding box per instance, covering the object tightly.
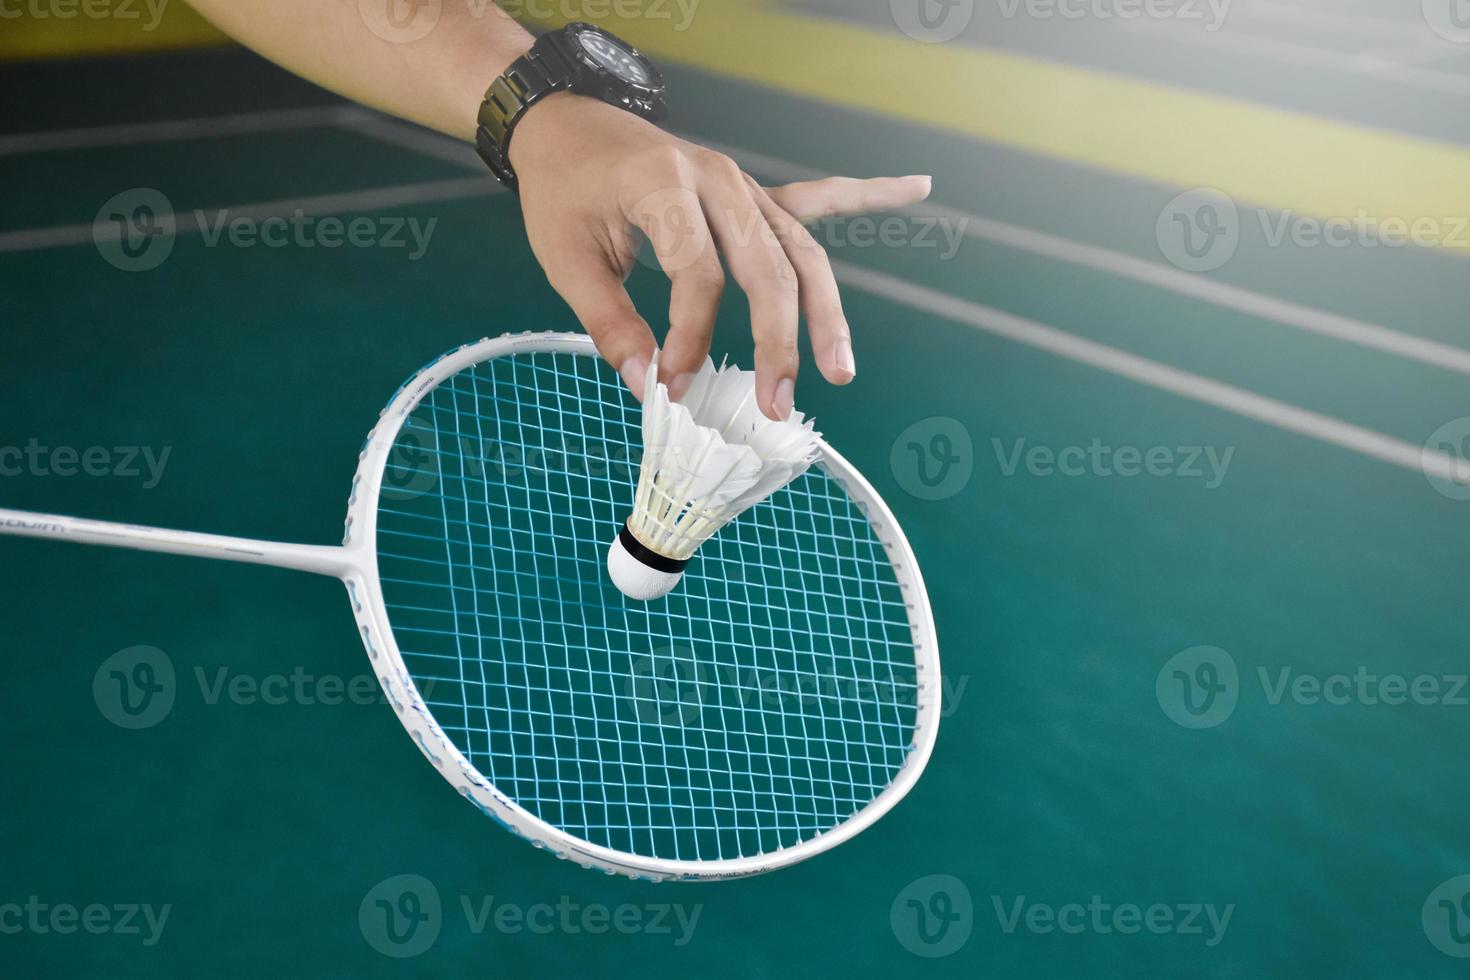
[576,30,653,86]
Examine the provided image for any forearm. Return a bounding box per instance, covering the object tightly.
[186,0,533,140]
[181,7,934,405]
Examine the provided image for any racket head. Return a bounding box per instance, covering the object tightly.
[344,333,940,880]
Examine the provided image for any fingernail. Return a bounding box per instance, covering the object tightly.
[834,337,856,379]
[773,378,795,419]
[620,355,649,400]
[669,372,696,401]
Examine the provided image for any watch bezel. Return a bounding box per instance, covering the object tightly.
[561,22,666,100]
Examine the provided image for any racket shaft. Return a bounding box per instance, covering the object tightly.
[0,508,351,577]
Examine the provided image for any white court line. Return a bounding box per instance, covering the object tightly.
[7,95,1466,368]
[336,112,484,170]
[328,116,1469,484]
[832,260,1470,486]
[6,106,1465,378]
[1356,42,1468,68]
[0,105,368,159]
[335,113,1470,380]
[0,176,497,253]
[1227,0,1443,43]
[1119,18,1470,98]
[686,138,1470,378]
[2,109,1462,482]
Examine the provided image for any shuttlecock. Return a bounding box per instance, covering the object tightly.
[608,356,822,601]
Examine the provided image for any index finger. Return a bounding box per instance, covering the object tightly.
[539,239,659,399]
[765,175,933,223]
[698,169,800,421]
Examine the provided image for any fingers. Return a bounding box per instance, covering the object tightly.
[541,240,658,400]
[695,158,799,420]
[745,176,855,386]
[627,183,724,400]
[765,175,933,223]
[602,145,930,413]
[662,264,725,400]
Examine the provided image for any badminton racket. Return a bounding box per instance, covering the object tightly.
[0,332,940,880]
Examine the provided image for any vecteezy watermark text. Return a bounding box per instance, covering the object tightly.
[358,0,702,45]
[492,0,700,28]
[94,188,438,272]
[891,0,1227,43]
[0,0,169,31]
[196,209,436,260]
[889,876,1232,957]
[807,214,968,261]
[994,0,1229,29]
[1157,645,1470,729]
[628,184,970,276]
[460,894,700,944]
[1258,666,1469,708]
[0,440,171,489]
[358,875,701,958]
[92,646,427,729]
[992,895,1233,946]
[194,666,395,707]
[0,897,170,947]
[1157,187,1470,272]
[993,438,1234,489]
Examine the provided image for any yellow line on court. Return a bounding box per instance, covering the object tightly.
[6,0,1463,253]
[525,0,1470,252]
[0,6,226,61]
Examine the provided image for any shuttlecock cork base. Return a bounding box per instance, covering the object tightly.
[608,355,822,602]
[607,522,689,601]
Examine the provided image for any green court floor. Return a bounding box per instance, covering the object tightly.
[2,3,1469,977]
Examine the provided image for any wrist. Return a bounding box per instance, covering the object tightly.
[441,21,535,140]
[399,6,532,139]
[505,92,621,179]
[473,23,667,190]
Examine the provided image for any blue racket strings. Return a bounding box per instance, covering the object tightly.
[375,351,919,862]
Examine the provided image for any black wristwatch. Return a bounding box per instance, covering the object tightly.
[476,23,668,191]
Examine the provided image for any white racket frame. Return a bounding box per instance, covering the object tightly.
[0,332,940,881]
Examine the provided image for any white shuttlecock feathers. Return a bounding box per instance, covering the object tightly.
[607,356,822,601]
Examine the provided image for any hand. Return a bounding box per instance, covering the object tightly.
[509,93,933,419]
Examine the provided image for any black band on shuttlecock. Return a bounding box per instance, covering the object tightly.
[619,523,688,573]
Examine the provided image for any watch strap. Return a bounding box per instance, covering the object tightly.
[475,37,576,191]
